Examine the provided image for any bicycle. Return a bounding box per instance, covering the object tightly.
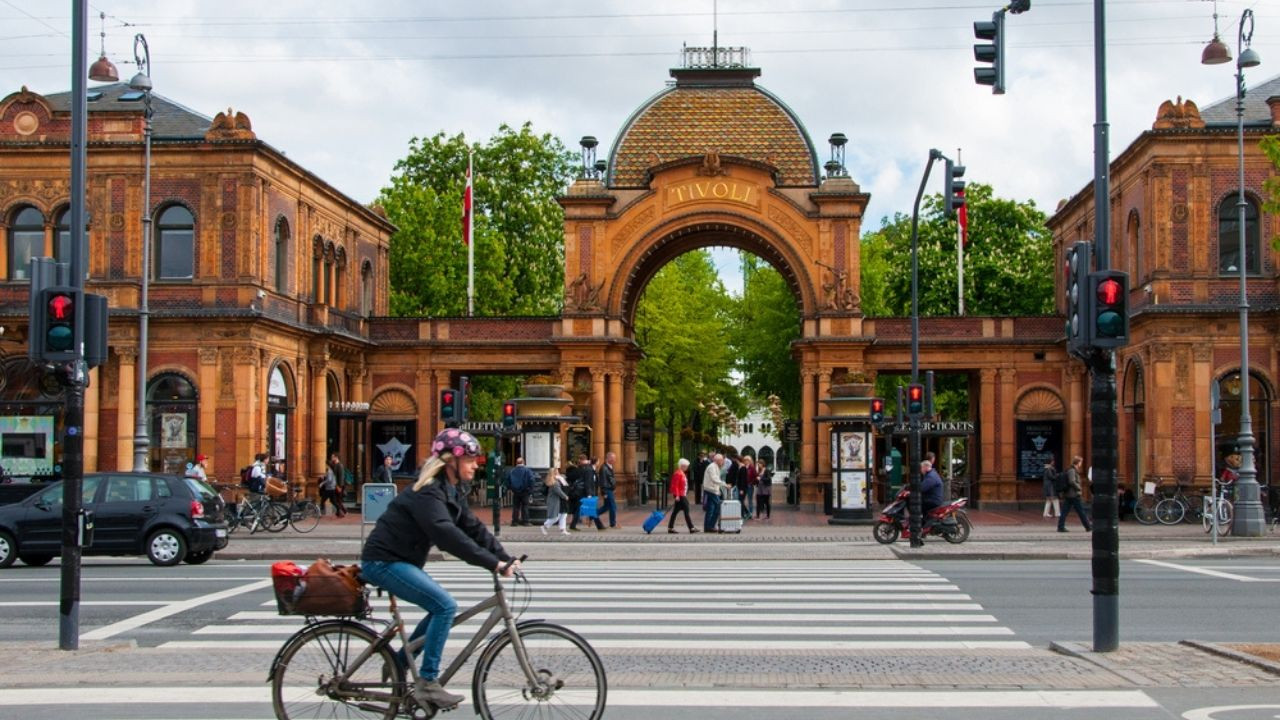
[226,490,289,534]
[1134,477,1171,525]
[1202,477,1234,536]
[282,484,321,533]
[269,556,607,720]
[1154,483,1202,525]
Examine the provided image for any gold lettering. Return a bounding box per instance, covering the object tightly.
[692,183,707,199]
[667,181,758,207]
[712,182,729,198]
[732,185,752,203]
[669,186,686,203]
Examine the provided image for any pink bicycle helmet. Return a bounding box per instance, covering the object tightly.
[432,428,481,458]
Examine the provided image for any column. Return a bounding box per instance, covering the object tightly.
[235,348,263,468]
[290,356,307,487]
[115,347,138,471]
[590,369,606,462]
[800,369,816,483]
[607,370,625,501]
[84,366,100,472]
[978,368,998,504]
[198,347,218,473]
[816,370,832,478]
[998,367,1018,504]
[310,357,328,485]
[622,369,637,491]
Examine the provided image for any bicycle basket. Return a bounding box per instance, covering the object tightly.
[272,559,369,617]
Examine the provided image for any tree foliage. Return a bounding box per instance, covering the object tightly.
[1259,135,1280,249]
[378,123,576,317]
[728,254,801,420]
[860,183,1054,317]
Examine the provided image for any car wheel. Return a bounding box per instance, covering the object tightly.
[146,528,187,566]
[184,550,214,565]
[19,553,55,566]
[0,530,16,569]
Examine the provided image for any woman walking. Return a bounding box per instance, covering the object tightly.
[755,458,773,520]
[666,458,699,533]
[541,468,571,535]
[1042,458,1060,518]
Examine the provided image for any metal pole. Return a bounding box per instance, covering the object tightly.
[908,149,941,548]
[466,150,475,317]
[1232,8,1265,536]
[133,36,153,472]
[61,0,90,650]
[1090,0,1119,653]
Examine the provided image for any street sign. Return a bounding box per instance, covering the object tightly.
[783,420,801,443]
[624,420,642,442]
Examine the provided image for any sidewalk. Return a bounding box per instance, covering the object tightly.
[224,503,1280,562]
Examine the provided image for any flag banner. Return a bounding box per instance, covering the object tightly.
[462,163,473,246]
[957,190,969,248]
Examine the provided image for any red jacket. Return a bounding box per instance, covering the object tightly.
[669,469,687,497]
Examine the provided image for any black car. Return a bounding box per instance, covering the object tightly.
[0,471,228,568]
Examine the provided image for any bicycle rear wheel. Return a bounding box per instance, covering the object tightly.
[264,502,290,533]
[1155,497,1185,525]
[473,621,607,720]
[1134,495,1158,525]
[272,621,400,720]
[291,502,321,533]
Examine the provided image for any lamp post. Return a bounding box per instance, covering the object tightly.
[1201,9,1266,536]
[129,34,153,472]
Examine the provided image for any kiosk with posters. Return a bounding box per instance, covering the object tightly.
[817,394,876,524]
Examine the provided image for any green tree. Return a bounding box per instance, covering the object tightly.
[379,123,576,317]
[729,254,801,424]
[860,183,1054,317]
[1259,135,1280,249]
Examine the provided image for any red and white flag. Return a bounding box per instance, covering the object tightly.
[462,159,473,246]
[957,189,969,248]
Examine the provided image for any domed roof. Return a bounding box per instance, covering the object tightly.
[607,66,821,188]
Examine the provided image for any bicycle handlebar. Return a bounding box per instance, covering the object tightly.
[498,554,529,576]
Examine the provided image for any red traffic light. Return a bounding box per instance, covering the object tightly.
[48,292,73,320]
[442,391,455,404]
[502,402,516,416]
[870,398,884,413]
[1096,277,1122,306]
[907,385,923,402]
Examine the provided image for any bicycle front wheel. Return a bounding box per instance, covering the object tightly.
[1155,497,1185,525]
[291,502,321,533]
[264,502,291,533]
[473,621,607,720]
[272,621,400,720]
[1134,495,1159,525]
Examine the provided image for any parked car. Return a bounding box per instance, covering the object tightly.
[0,471,228,568]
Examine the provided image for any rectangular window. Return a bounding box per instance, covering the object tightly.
[8,230,43,280]
[312,257,322,302]
[158,229,194,279]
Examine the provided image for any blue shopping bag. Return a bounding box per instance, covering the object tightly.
[579,496,599,519]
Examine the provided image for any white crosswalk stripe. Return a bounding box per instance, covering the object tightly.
[160,559,1030,652]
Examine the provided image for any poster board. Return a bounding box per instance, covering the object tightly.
[361,483,397,524]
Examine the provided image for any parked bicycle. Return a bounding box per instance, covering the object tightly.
[1154,483,1202,525]
[225,489,289,534]
[269,556,607,720]
[1134,477,1172,525]
[281,483,321,533]
[1202,476,1234,536]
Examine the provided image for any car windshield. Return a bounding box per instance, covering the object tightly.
[183,476,218,501]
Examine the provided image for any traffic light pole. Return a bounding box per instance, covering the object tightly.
[908,149,942,548]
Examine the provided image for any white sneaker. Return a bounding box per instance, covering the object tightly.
[540,525,548,535]
[561,529,570,535]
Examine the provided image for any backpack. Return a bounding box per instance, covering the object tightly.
[240,465,254,486]
[1052,468,1069,495]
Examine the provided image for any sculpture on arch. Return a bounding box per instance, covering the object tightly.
[817,260,858,311]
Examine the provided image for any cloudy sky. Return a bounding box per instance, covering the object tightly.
[3,1,1277,235]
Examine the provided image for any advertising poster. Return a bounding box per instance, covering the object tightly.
[525,432,553,470]
[274,414,287,461]
[0,415,55,477]
[161,413,188,449]
[1017,420,1062,479]
[839,432,867,470]
[842,470,867,509]
[371,420,416,474]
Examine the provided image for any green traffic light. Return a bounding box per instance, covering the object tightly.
[47,324,73,351]
[1096,310,1124,338]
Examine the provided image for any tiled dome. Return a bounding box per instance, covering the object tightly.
[607,68,821,189]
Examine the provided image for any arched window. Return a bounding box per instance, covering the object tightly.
[1214,369,1270,484]
[55,208,71,265]
[1218,193,1260,275]
[155,205,194,280]
[7,206,44,280]
[361,260,373,316]
[312,237,323,302]
[274,217,289,292]
[1126,210,1140,282]
[334,247,346,309]
[146,372,199,473]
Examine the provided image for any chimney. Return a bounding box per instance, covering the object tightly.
[1268,96,1280,126]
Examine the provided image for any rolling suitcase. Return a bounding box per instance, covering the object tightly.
[642,509,665,534]
[720,498,743,533]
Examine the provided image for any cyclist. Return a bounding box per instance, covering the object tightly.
[360,428,519,711]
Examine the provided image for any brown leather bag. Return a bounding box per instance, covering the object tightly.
[293,558,365,616]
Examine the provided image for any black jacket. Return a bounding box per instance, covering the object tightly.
[599,462,616,491]
[372,464,393,484]
[362,477,511,571]
[572,464,599,496]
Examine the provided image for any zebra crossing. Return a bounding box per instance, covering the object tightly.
[160,559,1029,652]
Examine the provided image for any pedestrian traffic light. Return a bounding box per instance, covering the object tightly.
[973,10,1006,94]
[441,388,459,426]
[41,286,81,363]
[459,375,471,424]
[906,384,925,418]
[1089,270,1129,349]
[943,159,966,219]
[870,397,885,425]
[502,401,517,430]
[1065,241,1092,358]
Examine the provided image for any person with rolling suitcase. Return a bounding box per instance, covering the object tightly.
[702,453,725,533]
[569,455,605,531]
[666,458,698,534]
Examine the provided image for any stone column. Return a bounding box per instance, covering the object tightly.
[115,346,138,471]
[197,347,218,474]
[590,369,607,463]
[622,370,637,492]
[800,369,816,484]
[310,357,328,485]
[84,366,100,472]
[236,348,263,462]
[816,369,832,478]
[978,368,998,503]
[607,370,625,501]
[998,367,1018,504]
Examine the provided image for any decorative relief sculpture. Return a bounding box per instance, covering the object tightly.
[697,150,726,177]
[566,271,604,312]
[816,260,858,311]
[205,108,255,141]
[1152,96,1205,130]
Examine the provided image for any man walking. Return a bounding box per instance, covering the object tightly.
[702,453,725,533]
[507,457,535,526]
[599,451,618,528]
[373,454,394,484]
[569,455,605,531]
[1058,455,1092,532]
[326,453,348,517]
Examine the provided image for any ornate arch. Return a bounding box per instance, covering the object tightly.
[1122,357,1144,409]
[1014,386,1065,419]
[267,359,297,405]
[611,211,818,325]
[370,385,418,416]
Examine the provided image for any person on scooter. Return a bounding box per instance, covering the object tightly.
[919,460,944,524]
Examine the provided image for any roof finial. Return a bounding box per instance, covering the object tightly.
[712,0,719,67]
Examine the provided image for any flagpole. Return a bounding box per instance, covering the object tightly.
[957,213,965,316]
[467,150,475,317]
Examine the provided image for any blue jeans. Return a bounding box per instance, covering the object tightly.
[703,492,722,531]
[360,560,457,681]
[602,489,617,527]
[1058,496,1092,531]
[742,485,755,518]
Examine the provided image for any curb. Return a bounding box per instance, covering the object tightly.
[1048,641,1150,686]
[1180,639,1280,676]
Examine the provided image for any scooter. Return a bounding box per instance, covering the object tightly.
[873,487,971,544]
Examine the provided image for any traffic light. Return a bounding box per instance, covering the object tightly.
[973,11,1006,94]
[440,388,459,426]
[1089,270,1129,349]
[502,401,517,430]
[943,159,966,219]
[1065,242,1092,358]
[458,375,471,424]
[906,384,925,418]
[870,397,885,425]
[41,286,81,363]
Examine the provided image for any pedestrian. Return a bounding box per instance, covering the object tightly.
[373,454,394,484]
[702,453,725,532]
[741,453,756,520]
[319,459,339,516]
[247,452,269,495]
[541,469,571,535]
[1042,458,1060,518]
[692,451,709,506]
[506,456,534,526]
[569,455,605,531]
[1058,455,1092,532]
[666,458,699,533]
[328,453,348,517]
[186,453,209,482]
[755,458,773,519]
[599,451,618,528]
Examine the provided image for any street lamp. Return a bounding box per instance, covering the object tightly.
[1202,9,1266,536]
[129,33,153,472]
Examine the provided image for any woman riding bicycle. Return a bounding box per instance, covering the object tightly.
[361,428,520,710]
